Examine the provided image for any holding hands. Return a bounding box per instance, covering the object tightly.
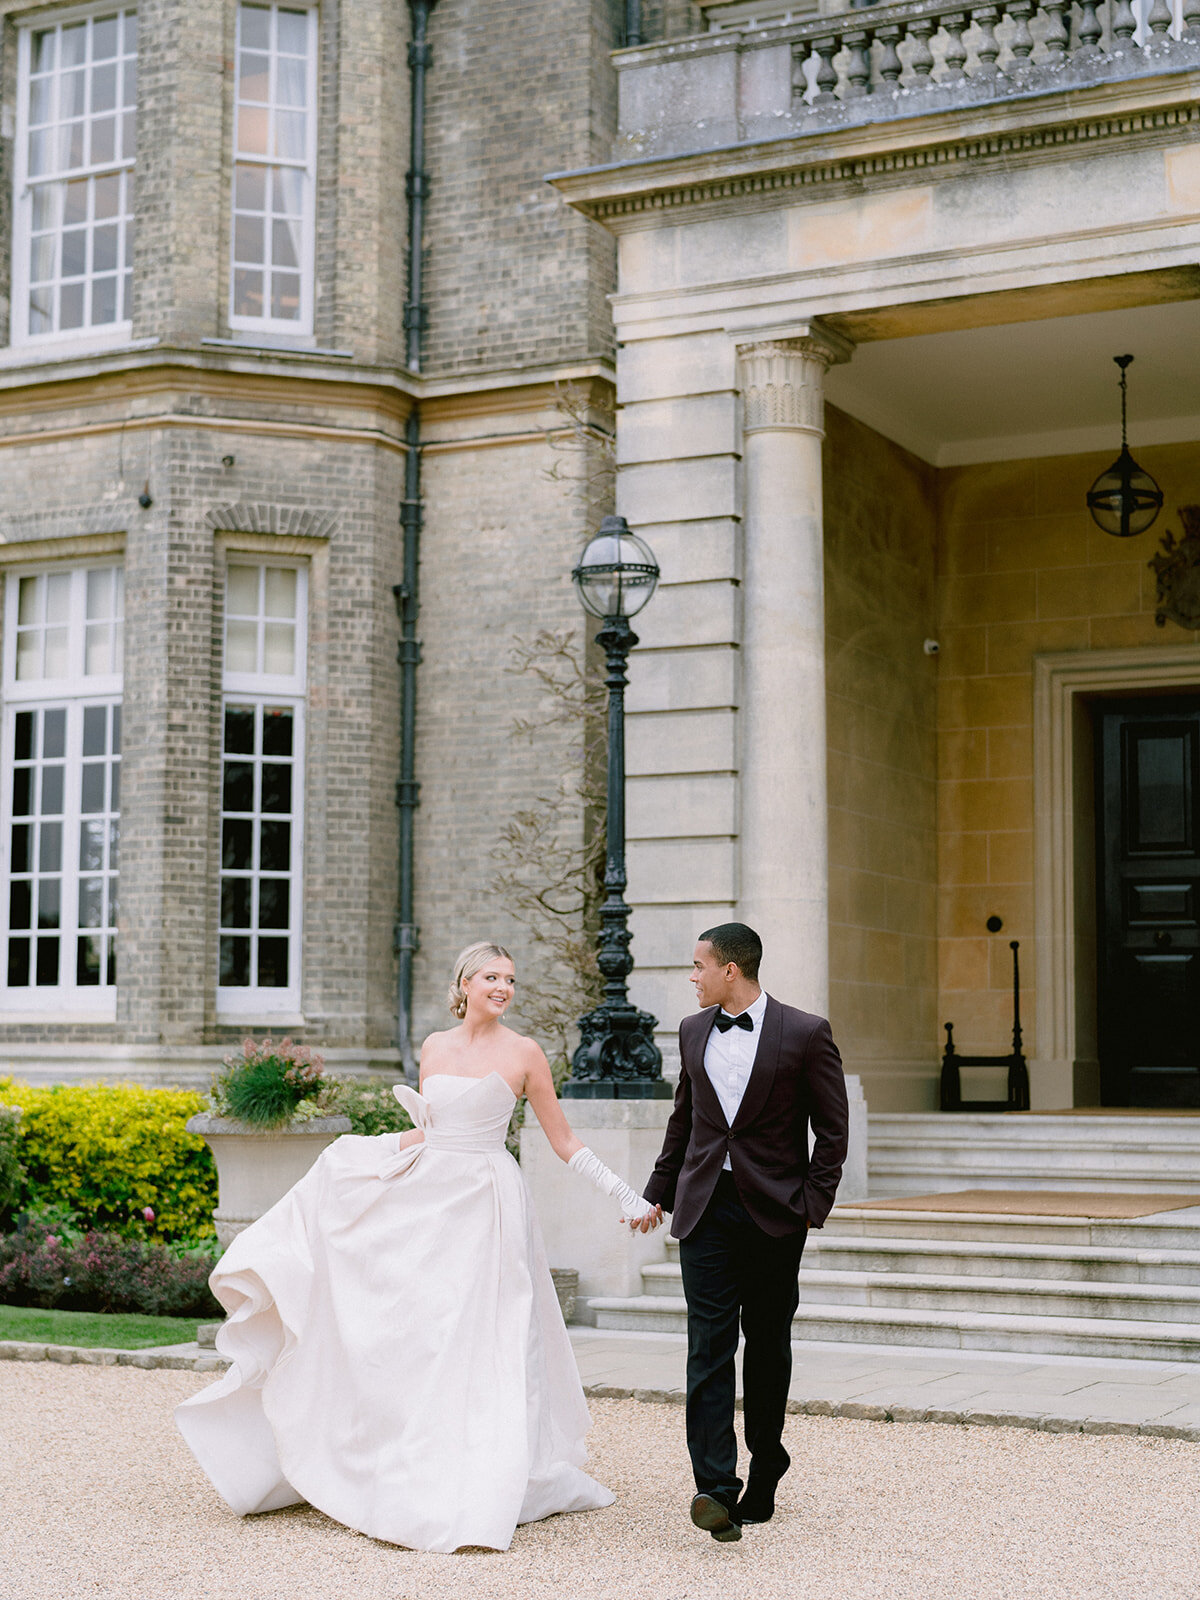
[567,1146,664,1231]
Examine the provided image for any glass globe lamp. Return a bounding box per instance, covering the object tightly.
[572,516,660,620]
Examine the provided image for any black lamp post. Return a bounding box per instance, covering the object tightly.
[562,515,671,1099]
[1086,354,1163,539]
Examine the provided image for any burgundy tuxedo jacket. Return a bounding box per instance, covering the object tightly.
[643,996,849,1240]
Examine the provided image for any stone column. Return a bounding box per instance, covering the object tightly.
[736,328,852,1018]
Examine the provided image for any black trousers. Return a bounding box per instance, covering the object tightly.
[677,1171,807,1507]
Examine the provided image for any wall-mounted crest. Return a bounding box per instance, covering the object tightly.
[1150,506,1200,630]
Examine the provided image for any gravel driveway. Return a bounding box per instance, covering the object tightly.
[3,1363,1198,1600]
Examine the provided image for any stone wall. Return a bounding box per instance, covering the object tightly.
[824,406,939,1111]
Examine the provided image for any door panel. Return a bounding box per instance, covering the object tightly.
[1095,699,1200,1107]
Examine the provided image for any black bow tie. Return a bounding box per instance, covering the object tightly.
[713,1011,754,1033]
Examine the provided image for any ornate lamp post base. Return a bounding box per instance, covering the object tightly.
[564,1001,671,1098]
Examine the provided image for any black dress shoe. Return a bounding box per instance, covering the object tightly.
[737,1479,777,1524]
[690,1492,742,1542]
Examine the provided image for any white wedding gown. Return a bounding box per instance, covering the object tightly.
[175,1073,614,1552]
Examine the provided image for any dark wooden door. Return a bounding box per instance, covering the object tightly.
[1095,698,1200,1107]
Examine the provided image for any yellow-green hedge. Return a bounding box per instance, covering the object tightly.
[0,1078,217,1241]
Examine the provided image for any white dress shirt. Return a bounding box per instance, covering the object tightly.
[703,989,769,1170]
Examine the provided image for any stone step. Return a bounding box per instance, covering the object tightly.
[642,1261,1200,1323]
[587,1295,1200,1362]
[803,1235,1200,1287]
[821,1205,1200,1251]
[867,1112,1200,1197]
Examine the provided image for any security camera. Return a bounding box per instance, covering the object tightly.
[923,639,940,656]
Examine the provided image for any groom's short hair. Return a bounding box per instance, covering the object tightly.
[698,922,762,982]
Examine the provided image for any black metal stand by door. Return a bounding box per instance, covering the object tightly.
[940,940,1030,1112]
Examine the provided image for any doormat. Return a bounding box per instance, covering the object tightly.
[849,1190,1200,1219]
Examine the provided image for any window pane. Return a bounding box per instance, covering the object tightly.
[257,936,289,987]
[92,61,118,112]
[262,622,295,675]
[43,709,66,758]
[11,824,31,873]
[273,111,305,161]
[272,217,300,270]
[225,619,258,674]
[14,713,35,762]
[221,877,252,929]
[92,16,120,59]
[41,764,64,815]
[234,213,264,264]
[238,51,270,102]
[240,6,271,50]
[233,267,264,318]
[261,764,291,813]
[263,567,296,619]
[9,881,31,930]
[237,107,269,156]
[81,763,106,814]
[39,823,62,872]
[270,273,301,321]
[77,934,102,985]
[262,708,293,757]
[222,818,253,870]
[273,165,303,217]
[36,936,60,985]
[260,819,290,871]
[85,622,112,675]
[277,54,306,108]
[12,768,32,817]
[93,224,119,273]
[60,282,85,330]
[220,934,251,986]
[45,573,71,623]
[258,877,289,929]
[83,705,107,756]
[79,877,104,928]
[16,632,40,682]
[18,576,40,625]
[8,939,30,986]
[224,706,256,754]
[38,879,61,930]
[222,761,255,813]
[227,565,260,614]
[277,10,309,54]
[235,163,266,211]
[80,819,105,871]
[92,276,118,325]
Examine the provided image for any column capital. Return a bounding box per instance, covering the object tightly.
[736,326,854,435]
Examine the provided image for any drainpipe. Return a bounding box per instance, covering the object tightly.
[394,0,434,1082]
[625,0,642,46]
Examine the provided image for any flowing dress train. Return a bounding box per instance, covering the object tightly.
[175,1073,614,1552]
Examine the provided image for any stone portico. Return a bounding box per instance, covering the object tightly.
[554,1,1200,1115]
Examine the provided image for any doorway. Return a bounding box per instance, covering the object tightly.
[1094,696,1200,1107]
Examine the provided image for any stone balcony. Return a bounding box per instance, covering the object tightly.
[614,0,1200,160]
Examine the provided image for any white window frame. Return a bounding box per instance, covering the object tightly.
[217,558,306,1018]
[0,560,123,1017]
[11,5,137,354]
[229,3,318,338]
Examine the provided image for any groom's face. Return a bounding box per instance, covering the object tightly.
[690,941,732,1009]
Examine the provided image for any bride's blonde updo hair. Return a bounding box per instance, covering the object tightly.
[448,941,513,1019]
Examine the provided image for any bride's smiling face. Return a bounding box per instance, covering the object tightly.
[463,959,516,1020]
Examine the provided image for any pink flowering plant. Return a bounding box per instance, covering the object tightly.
[209,1037,334,1128]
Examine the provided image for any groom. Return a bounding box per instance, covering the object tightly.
[640,923,848,1543]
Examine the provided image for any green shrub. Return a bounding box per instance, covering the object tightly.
[328,1077,413,1137]
[0,1105,23,1223]
[0,1078,217,1241]
[209,1037,329,1128]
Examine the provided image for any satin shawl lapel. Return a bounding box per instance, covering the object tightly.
[686,1007,729,1129]
[730,995,782,1132]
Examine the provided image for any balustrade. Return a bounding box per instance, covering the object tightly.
[788,0,1200,105]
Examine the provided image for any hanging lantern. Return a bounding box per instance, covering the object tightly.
[1086,354,1163,539]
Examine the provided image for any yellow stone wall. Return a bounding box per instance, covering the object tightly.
[936,438,1200,1085]
[824,406,940,1111]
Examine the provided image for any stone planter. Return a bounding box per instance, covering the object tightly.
[186,1113,351,1250]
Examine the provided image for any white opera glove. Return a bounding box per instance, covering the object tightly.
[568,1145,655,1221]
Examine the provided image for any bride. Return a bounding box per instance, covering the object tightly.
[175,941,662,1553]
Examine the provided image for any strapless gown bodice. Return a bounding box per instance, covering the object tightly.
[175,1072,613,1553]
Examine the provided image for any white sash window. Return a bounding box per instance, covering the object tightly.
[12,9,137,349]
[1,563,123,1014]
[219,560,306,1016]
[230,3,317,335]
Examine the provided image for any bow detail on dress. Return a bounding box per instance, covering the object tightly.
[376,1084,431,1180]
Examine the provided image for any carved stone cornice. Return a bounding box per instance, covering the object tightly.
[737,330,854,434]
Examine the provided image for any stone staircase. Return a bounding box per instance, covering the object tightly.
[587,1115,1200,1361]
[867,1112,1200,1197]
